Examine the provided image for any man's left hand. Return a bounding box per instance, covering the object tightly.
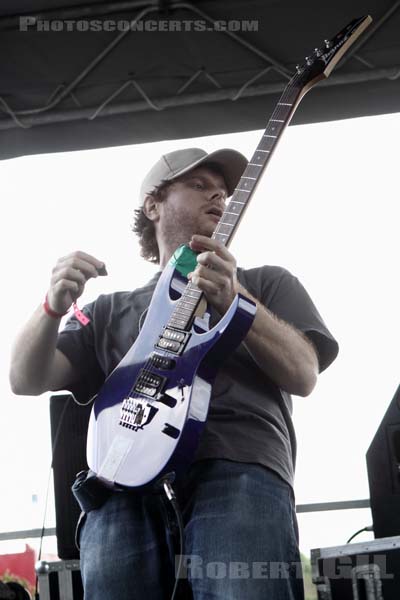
[188,235,239,314]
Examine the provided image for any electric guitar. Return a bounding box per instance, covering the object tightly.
[87,15,372,489]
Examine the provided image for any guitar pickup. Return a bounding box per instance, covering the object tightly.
[156,327,190,355]
[133,369,165,398]
[150,353,176,370]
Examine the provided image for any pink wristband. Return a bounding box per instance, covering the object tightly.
[43,293,91,326]
[43,294,69,319]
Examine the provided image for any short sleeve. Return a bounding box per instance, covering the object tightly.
[266,269,339,373]
[56,302,105,403]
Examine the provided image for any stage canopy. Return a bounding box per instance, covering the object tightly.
[1,0,399,159]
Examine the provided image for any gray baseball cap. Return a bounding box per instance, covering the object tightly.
[139,147,248,203]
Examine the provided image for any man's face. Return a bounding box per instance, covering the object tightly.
[157,166,228,242]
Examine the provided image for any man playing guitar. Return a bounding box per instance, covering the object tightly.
[10,147,338,599]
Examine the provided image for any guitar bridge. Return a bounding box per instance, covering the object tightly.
[119,397,158,430]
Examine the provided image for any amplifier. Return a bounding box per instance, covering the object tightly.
[311,536,400,599]
[366,384,400,538]
[50,394,92,560]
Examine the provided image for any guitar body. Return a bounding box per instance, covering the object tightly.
[87,259,256,489]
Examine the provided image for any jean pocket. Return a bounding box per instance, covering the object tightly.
[75,510,87,552]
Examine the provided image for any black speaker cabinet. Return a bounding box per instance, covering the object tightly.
[366,384,400,539]
[50,394,92,560]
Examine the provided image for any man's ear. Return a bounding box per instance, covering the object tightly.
[142,194,160,222]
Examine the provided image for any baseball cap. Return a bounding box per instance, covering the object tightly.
[139,147,248,204]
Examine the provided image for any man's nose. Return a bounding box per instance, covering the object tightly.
[209,188,226,204]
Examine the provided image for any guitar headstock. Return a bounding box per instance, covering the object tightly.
[296,16,372,89]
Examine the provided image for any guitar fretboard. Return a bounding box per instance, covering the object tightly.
[214,84,302,247]
[166,82,304,331]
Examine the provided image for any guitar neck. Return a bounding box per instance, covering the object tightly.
[213,79,305,249]
[166,15,373,331]
[167,79,307,331]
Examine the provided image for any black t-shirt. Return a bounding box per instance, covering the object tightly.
[56,265,338,488]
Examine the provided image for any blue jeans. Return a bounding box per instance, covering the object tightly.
[78,459,304,599]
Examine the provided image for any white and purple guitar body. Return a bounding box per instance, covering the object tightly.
[87,15,372,490]
[87,256,256,489]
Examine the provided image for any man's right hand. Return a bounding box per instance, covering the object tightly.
[46,251,106,315]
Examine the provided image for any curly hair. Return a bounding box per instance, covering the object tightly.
[132,162,226,264]
[131,180,173,264]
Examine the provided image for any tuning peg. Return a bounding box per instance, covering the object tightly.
[295,64,303,73]
[324,39,333,49]
[305,56,313,66]
[314,47,323,57]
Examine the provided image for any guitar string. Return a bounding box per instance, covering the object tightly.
[120,67,306,422]
[213,68,303,242]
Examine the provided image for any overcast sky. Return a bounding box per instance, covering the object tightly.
[1,111,399,559]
